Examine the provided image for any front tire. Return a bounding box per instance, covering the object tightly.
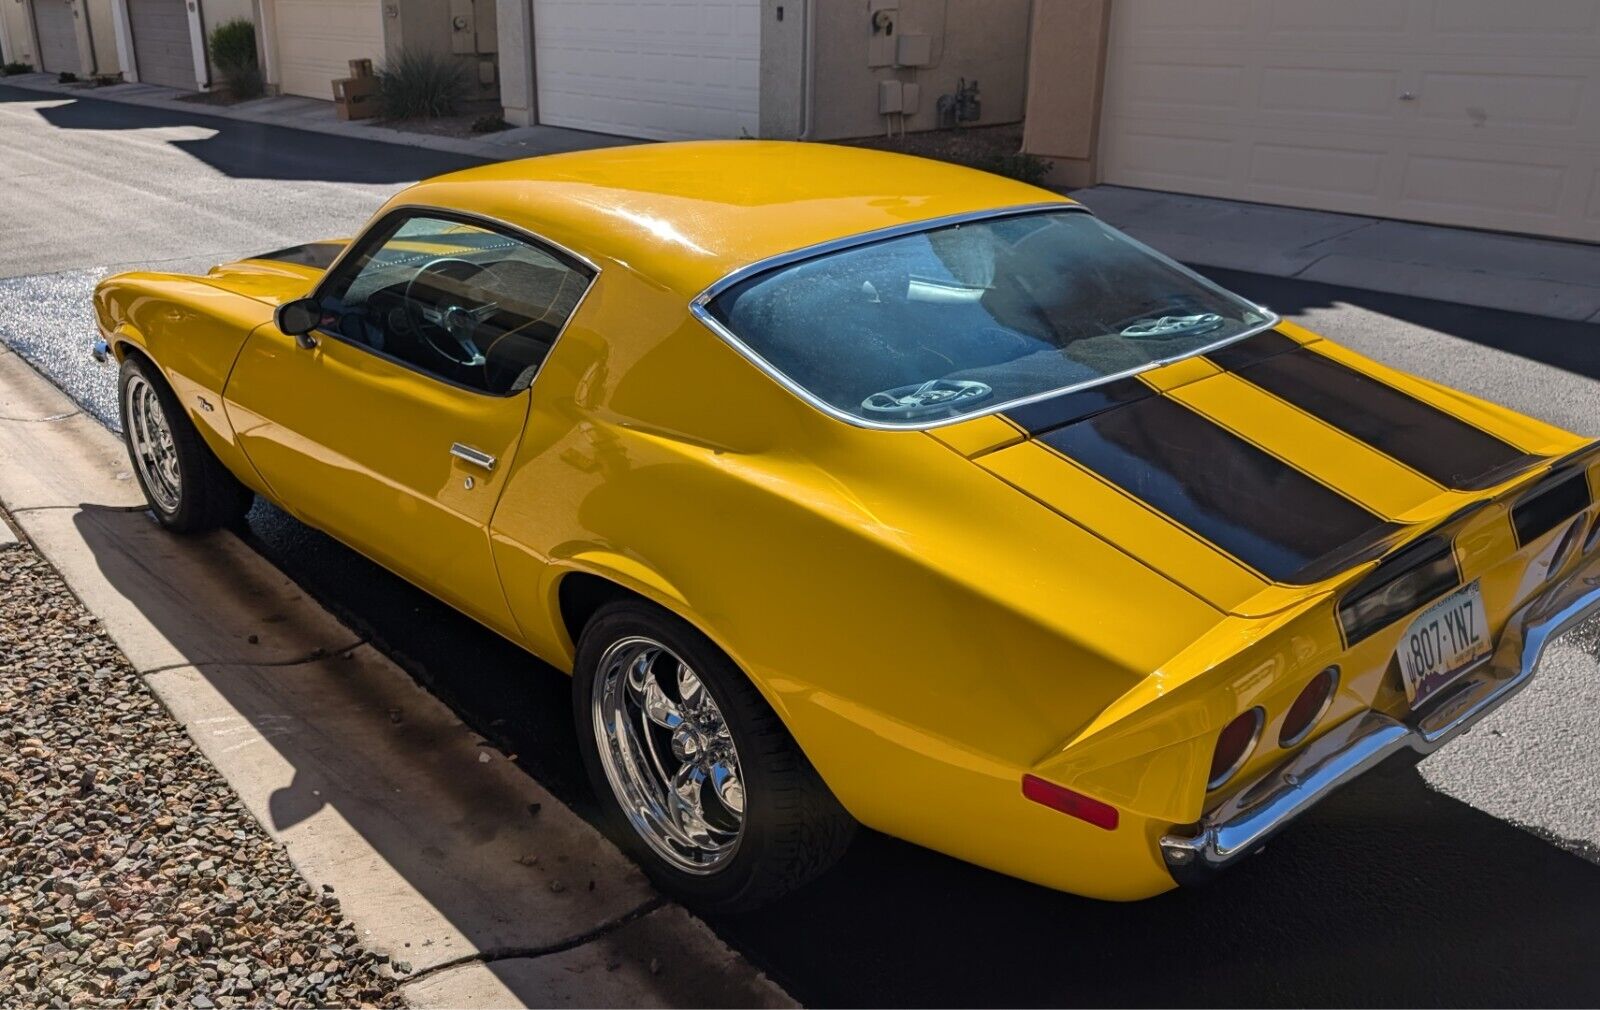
[118,354,252,533]
[573,599,855,912]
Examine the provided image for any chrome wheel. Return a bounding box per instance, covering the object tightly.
[591,636,745,874]
[123,374,181,513]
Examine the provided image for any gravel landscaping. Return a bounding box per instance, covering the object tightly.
[0,526,404,1008]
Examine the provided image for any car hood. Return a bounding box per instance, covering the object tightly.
[937,326,1578,618]
[195,240,351,306]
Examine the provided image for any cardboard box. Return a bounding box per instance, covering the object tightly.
[332,76,379,120]
[348,58,375,78]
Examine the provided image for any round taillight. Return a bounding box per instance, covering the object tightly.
[1208,707,1263,790]
[1279,666,1339,748]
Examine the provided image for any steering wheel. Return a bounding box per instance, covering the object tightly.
[402,257,498,368]
[861,379,993,420]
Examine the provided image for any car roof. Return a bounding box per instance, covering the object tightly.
[391,141,1074,296]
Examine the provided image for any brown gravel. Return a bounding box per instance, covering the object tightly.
[0,526,404,1008]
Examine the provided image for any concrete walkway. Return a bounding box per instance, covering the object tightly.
[0,72,639,162]
[1070,186,1600,324]
[0,346,793,1009]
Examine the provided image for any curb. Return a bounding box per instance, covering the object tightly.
[0,345,794,1008]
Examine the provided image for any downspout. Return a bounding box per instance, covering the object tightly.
[81,0,100,74]
[796,0,816,139]
[195,0,211,88]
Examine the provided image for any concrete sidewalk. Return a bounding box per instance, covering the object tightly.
[0,72,639,162]
[0,346,793,1009]
[1070,186,1600,324]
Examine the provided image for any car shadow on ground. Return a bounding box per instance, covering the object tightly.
[233,499,1600,1008]
[63,504,798,1008]
[0,84,484,184]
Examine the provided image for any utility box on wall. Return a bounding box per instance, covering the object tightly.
[388,0,499,98]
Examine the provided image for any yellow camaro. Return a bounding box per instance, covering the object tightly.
[93,142,1600,911]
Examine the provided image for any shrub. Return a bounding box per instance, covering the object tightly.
[57,71,78,84]
[208,18,262,99]
[986,152,1053,187]
[377,49,468,120]
[2,62,33,76]
[470,114,509,134]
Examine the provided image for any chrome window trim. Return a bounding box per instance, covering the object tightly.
[301,204,602,400]
[688,203,1282,432]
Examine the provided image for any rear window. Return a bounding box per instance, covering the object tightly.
[702,209,1273,426]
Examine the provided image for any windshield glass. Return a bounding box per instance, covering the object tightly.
[704,209,1273,426]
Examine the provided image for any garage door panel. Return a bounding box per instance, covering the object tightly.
[1259,67,1399,118]
[1251,144,1386,198]
[1433,0,1598,36]
[1417,71,1586,129]
[128,0,194,90]
[534,0,758,141]
[33,0,79,74]
[1102,0,1600,241]
[274,0,384,100]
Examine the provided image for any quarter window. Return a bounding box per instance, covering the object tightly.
[315,213,593,395]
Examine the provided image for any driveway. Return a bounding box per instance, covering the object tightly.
[3,82,1599,1007]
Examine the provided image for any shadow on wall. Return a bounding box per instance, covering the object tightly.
[0,83,483,183]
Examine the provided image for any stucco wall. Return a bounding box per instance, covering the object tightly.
[1,0,38,67]
[387,0,498,97]
[804,0,1031,141]
[1020,0,1107,186]
[85,0,119,74]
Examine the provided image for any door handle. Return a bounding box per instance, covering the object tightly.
[450,443,496,471]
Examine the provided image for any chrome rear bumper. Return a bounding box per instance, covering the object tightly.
[1161,554,1600,885]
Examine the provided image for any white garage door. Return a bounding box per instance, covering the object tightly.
[533,0,759,140]
[272,0,383,100]
[32,0,79,74]
[1099,0,1600,242]
[127,0,194,90]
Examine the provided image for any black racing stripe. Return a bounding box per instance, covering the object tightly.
[252,241,347,270]
[1217,342,1540,491]
[1002,377,1152,436]
[1205,329,1301,370]
[1040,395,1402,583]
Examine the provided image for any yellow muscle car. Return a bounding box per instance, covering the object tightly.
[92,142,1600,911]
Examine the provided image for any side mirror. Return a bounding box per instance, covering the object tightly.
[275,297,321,348]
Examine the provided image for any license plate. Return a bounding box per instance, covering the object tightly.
[1395,580,1490,705]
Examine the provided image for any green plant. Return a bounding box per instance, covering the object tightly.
[986,151,1053,187]
[470,113,509,134]
[208,18,262,99]
[377,49,468,120]
[2,61,33,76]
[57,71,78,84]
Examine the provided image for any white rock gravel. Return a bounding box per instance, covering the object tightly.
[0,537,404,1008]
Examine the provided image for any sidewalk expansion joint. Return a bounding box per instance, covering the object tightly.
[0,410,81,422]
[398,896,668,988]
[8,503,147,515]
[138,638,370,678]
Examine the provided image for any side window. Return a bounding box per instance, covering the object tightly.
[315,213,593,395]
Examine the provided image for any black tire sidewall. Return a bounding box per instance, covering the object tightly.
[117,354,245,532]
[572,602,790,911]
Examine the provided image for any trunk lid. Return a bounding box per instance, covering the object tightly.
[938,327,1587,617]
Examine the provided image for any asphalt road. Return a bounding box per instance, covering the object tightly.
[4,83,1600,1007]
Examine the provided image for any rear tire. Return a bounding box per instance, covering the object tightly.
[118,354,253,533]
[573,599,855,912]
